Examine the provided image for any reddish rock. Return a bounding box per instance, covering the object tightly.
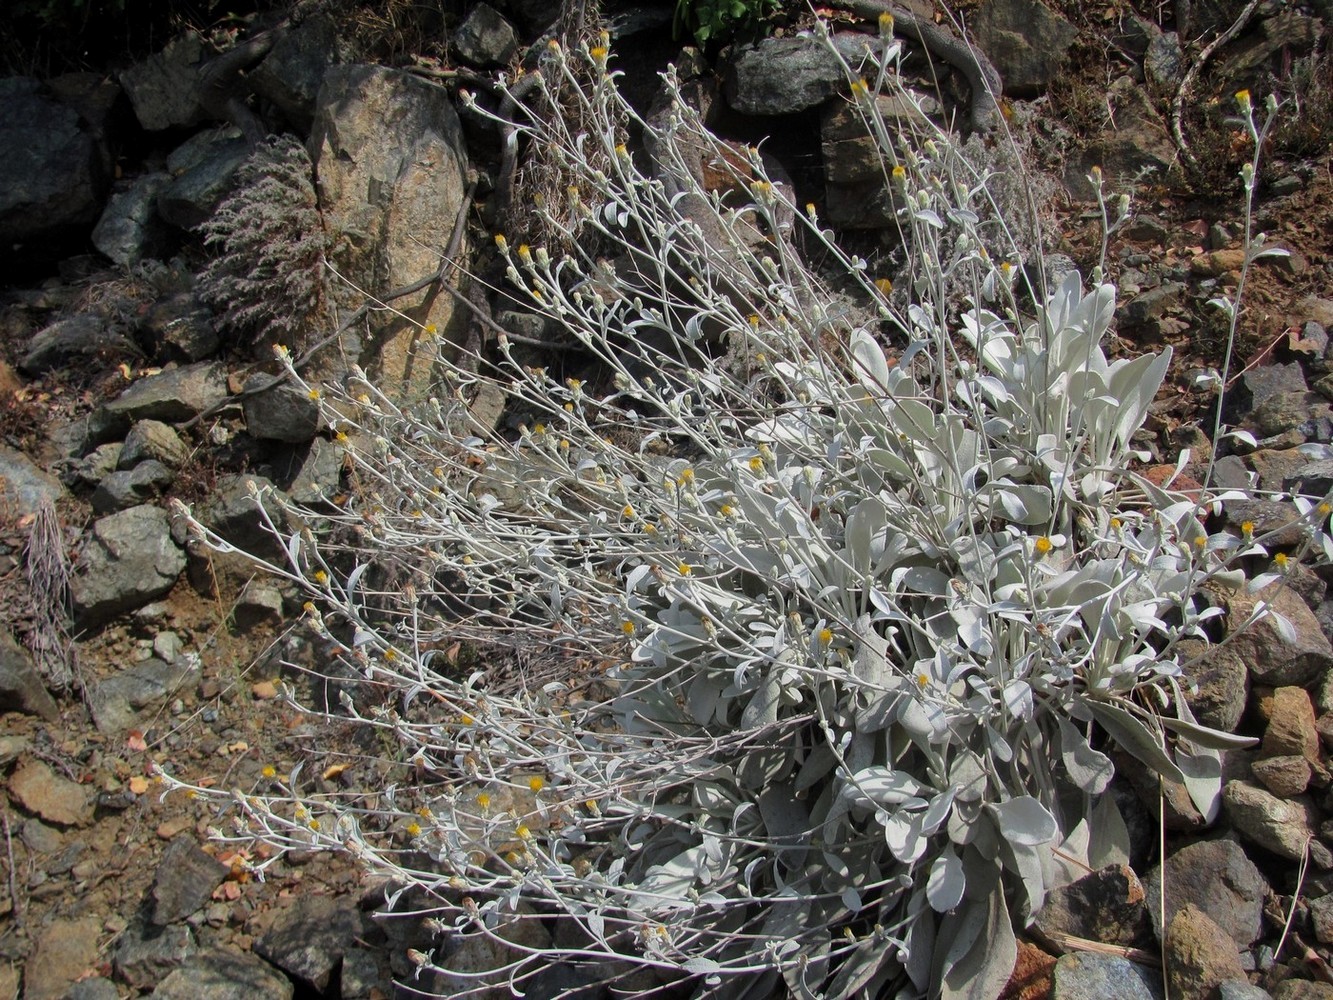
[1264,687,1320,762]
[8,758,94,827]
[1165,903,1247,1000]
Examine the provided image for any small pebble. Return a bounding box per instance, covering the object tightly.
[251,680,279,700]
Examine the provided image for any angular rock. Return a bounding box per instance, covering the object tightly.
[1234,362,1308,420]
[149,949,293,1000]
[0,443,66,519]
[92,171,173,266]
[23,914,102,1000]
[1144,30,1184,96]
[99,362,228,428]
[1289,459,1333,500]
[1273,984,1333,1000]
[724,33,867,116]
[341,944,394,1000]
[241,374,321,442]
[252,894,364,992]
[271,436,345,506]
[312,65,469,403]
[1067,76,1177,199]
[192,474,286,555]
[1218,984,1273,1000]
[22,313,130,375]
[119,33,208,131]
[21,818,63,854]
[1264,687,1320,761]
[1248,392,1333,439]
[1310,892,1333,945]
[233,580,284,631]
[91,459,174,513]
[1224,498,1308,549]
[158,126,250,230]
[150,836,230,925]
[63,977,121,1000]
[0,78,107,262]
[1165,903,1247,1000]
[8,758,94,827]
[1212,582,1333,687]
[970,0,1076,96]
[114,920,196,990]
[250,14,340,132]
[1120,281,1186,326]
[70,505,186,628]
[1251,755,1313,797]
[1033,864,1154,948]
[1222,781,1331,866]
[1248,448,1311,493]
[1050,951,1163,1000]
[452,3,519,67]
[141,291,221,362]
[1177,639,1249,733]
[0,627,59,720]
[120,419,189,470]
[88,653,201,733]
[1144,838,1266,949]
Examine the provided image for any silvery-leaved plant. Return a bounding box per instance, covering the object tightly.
[165,22,1312,1000]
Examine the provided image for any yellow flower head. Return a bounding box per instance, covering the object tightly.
[677,562,692,576]
[1235,89,1252,112]
[878,12,895,37]
[516,824,532,840]
[748,455,765,473]
[874,278,893,297]
[406,821,422,837]
[622,504,635,518]
[590,45,609,62]
[1034,536,1053,556]
[307,388,321,401]
[849,78,869,96]
[892,165,907,183]
[313,570,328,584]
[1274,552,1289,570]
[1241,520,1255,539]
[476,792,492,811]
[678,467,695,485]
[621,620,636,635]
[494,234,509,252]
[818,628,833,644]
[262,765,277,779]
[528,776,545,793]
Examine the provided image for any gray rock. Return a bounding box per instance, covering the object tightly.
[1309,891,1333,945]
[21,818,63,854]
[1144,838,1266,949]
[1120,282,1187,326]
[1219,983,1273,1000]
[119,33,207,131]
[92,172,172,266]
[1249,448,1312,493]
[1177,639,1249,733]
[1288,459,1333,500]
[62,976,121,1000]
[150,836,230,925]
[0,628,59,721]
[91,459,174,513]
[0,78,107,261]
[114,920,198,990]
[1165,903,1248,1000]
[1050,951,1163,1000]
[1273,983,1333,1000]
[312,64,469,403]
[250,14,340,132]
[120,420,189,470]
[241,374,320,442]
[150,949,293,1000]
[194,474,286,554]
[1223,781,1332,867]
[1212,455,1253,490]
[1236,361,1308,418]
[724,34,867,116]
[1144,31,1184,96]
[152,630,184,663]
[233,580,284,631]
[1214,582,1333,687]
[0,443,66,519]
[253,894,364,992]
[88,653,201,733]
[341,945,393,1000]
[970,0,1077,96]
[453,3,519,67]
[271,436,344,506]
[64,442,123,489]
[158,127,250,230]
[1248,392,1332,439]
[71,505,186,628]
[1224,498,1307,549]
[1033,864,1154,948]
[99,361,228,428]
[22,313,131,375]
[141,292,221,362]
[24,915,102,1000]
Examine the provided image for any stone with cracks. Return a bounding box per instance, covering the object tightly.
[70,505,187,628]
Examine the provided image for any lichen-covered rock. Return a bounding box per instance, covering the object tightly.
[311,65,469,402]
[1165,903,1248,1000]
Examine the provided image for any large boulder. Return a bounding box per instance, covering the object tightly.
[250,14,341,133]
[723,34,868,116]
[118,32,209,131]
[310,66,469,402]
[0,77,108,263]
